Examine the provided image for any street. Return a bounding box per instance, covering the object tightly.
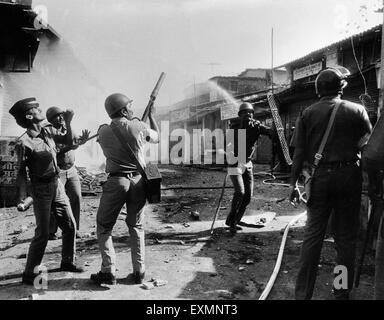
[0,164,376,300]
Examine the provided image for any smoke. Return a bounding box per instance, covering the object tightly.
[31,37,109,171]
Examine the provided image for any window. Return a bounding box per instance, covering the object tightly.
[230,81,238,93]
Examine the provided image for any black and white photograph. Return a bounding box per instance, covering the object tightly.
[1,0,384,306]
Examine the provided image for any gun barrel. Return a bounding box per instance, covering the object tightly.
[142,72,166,122]
[81,133,99,143]
[151,72,166,98]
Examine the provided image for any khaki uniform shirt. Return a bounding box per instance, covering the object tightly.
[97,117,159,174]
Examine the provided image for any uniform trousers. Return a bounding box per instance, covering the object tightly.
[25,178,76,275]
[96,174,147,275]
[295,163,362,300]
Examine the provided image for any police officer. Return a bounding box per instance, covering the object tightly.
[225,102,271,234]
[90,93,159,285]
[289,66,372,299]
[9,98,84,285]
[46,106,90,240]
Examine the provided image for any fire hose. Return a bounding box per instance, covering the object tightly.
[258,210,307,300]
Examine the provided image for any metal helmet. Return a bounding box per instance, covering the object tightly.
[104,93,133,118]
[46,106,64,122]
[238,102,254,115]
[315,66,350,97]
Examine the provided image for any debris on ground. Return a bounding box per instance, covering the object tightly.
[154,279,168,287]
[0,164,376,300]
[216,290,235,299]
[142,282,155,290]
[154,238,163,244]
[190,211,200,220]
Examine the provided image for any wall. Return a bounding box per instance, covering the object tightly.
[0,35,109,171]
[0,136,19,207]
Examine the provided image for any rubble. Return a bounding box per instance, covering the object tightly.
[190,211,200,220]
[29,293,39,300]
[216,290,235,299]
[154,279,168,287]
[76,167,107,195]
[142,282,155,290]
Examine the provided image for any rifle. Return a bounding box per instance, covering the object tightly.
[83,72,166,141]
[141,72,166,122]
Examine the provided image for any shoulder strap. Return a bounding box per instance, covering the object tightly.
[109,122,147,180]
[313,100,341,168]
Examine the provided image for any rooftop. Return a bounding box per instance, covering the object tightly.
[277,24,382,68]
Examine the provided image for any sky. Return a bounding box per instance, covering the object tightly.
[34,0,383,110]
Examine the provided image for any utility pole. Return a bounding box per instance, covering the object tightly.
[271,27,274,94]
[379,9,384,117]
[374,0,384,300]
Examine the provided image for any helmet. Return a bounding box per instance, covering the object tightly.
[238,102,254,115]
[315,66,350,96]
[104,93,133,118]
[46,106,64,122]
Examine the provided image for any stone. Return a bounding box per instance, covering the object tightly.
[142,282,155,290]
[190,211,200,220]
[154,279,168,287]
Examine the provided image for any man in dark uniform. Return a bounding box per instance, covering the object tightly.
[46,106,90,240]
[225,102,271,234]
[90,93,159,285]
[10,98,84,285]
[289,67,372,300]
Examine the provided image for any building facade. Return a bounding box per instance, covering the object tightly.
[157,69,287,165]
[0,0,106,206]
[250,24,382,166]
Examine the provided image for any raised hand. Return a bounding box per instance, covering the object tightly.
[289,185,301,207]
[78,129,91,145]
[63,109,74,122]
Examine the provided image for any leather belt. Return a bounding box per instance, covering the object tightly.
[109,172,140,178]
[318,160,358,169]
[59,164,74,171]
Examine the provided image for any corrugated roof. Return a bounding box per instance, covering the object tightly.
[277,24,382,68]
